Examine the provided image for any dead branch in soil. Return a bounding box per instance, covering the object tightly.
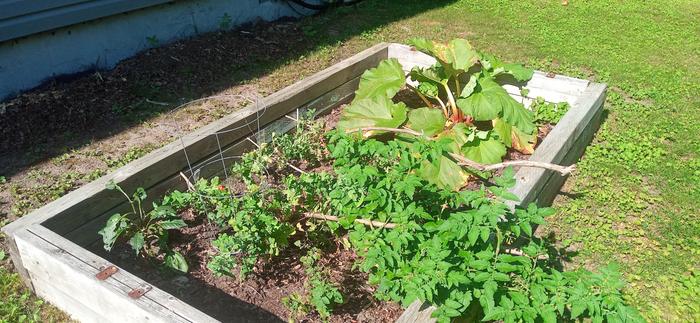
[306,212,543,258]
[179,172,196,191]
[304,212,396,229]
[346,127,575,176]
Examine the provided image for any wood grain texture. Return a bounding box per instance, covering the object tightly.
[16,224,213,323]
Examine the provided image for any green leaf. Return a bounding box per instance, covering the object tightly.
[407,107,446,136]
[417,82,439,98]
[355,58,406,100]
[99,214,129,251]
[499,63,535,82]
[337,96,408,133]
[439,123,473,153]
[410,66,446,84]
[456,76,512,121]
[502,99,536,134]
[164,250,189,273]
[105,179,117,190]
[160,219,186,229]
[481,53,534,82]
[571,301,588,318]
[460,75,478,98]
[433,39,480,76]
[128,232,144,255]
[408,37,435,54]
[418,155,469,191]
[460,132,507,164]
[492,118,513,147]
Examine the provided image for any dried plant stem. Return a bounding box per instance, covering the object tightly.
[179,172,196,191]
[304,212,396,229]
[449,153,575,175]
[346,127,575,176]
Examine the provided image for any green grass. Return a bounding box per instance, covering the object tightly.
[1,0,698,321]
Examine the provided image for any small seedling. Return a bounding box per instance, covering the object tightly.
[99,180,188,272]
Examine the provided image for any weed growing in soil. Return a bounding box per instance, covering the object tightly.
[531,97,570,125]
[99,180,188,272]
[283,248,343,322]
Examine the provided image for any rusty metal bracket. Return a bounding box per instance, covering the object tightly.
[128,284,152,299]
[95,265,118,280]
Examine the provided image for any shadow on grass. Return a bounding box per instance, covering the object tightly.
[0,0,456,177]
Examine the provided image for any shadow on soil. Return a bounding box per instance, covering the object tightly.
[0,0,456,177]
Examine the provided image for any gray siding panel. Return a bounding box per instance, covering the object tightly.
[0,1,92,20]
[0,0,173,42]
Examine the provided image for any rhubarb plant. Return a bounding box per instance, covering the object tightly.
[337,38,538,191]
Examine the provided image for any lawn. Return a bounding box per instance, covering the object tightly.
[1,0,699,321]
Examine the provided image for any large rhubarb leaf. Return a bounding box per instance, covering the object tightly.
[337,96,408,134]
[480,53,534,82]
[434,38,480,75]
[409,38,479,77]
[501,98,536,134]
[355,58,406,100]
[461,131,507,164]
[456,76,512,121]
[511,126,538,154]
[407,37,435,55]
[407,107,446,136]
[492,118,513,148]
[439,123,474,153]
[418,155,469,191]
[410,65,447,98]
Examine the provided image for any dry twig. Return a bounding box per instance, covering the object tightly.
[346,127,575,176]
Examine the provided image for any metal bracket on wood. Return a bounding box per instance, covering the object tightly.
[95,265,118,280]
[128,284,152,299]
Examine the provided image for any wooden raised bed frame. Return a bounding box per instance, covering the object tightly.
[2,43,606,323]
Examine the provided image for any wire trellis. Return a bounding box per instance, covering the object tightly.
[163,92,308,205]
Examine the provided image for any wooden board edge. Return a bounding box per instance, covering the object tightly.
[509,82,607,207]
[19,224,217,322]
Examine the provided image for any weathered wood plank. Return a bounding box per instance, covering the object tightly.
[2,43,387,239]
[15,225,210,323]
[27,224,219,322]
[509,82,607,207]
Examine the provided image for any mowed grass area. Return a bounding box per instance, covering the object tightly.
[2,0,699,321]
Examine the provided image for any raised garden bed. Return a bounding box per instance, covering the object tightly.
[3,42,608,322]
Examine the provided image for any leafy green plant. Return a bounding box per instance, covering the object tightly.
[531,97,570,125]
[311,131,642,323]
[99,180,188,272]
[207,185,295,278]
[337,38,539,190]
[283,248,343,322]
